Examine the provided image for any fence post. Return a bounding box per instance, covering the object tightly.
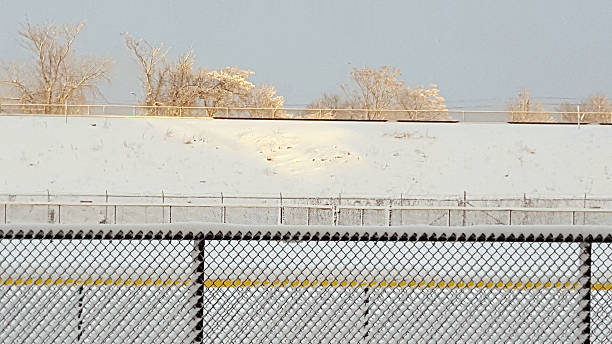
[362,287,371,340]
[388,199,393,226]
[77,286,85,341]
[462,191,467,227]
[579,240,592,343]
[399,193,404,225]
[192,237,205,344]
[279,192,283,225]
[105,190,108,224]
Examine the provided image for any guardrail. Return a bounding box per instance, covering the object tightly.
[1,103,611,123]
[0,223,609,343]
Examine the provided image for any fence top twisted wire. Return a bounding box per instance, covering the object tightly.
[2,223,612,241]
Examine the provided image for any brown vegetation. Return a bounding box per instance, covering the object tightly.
[1,22,112,113]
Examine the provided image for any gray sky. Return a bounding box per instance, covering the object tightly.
[1,0,611,108]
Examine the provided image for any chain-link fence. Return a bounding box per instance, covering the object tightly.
[0,224,610,343]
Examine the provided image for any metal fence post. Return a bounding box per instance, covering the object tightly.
[579,239,592,343]
[193,237,205,344]
[362,287,371,340]
[279,192,283,225]
[77,286,85,341]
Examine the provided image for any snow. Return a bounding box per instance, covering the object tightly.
[2,116,608,343]
[1,115,611,197]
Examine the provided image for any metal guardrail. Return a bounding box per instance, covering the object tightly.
[0,223,610,343]
[1,103,611,123]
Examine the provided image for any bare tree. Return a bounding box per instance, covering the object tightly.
[242,85,284,118]
[341,66,404,119]
[507,89,551,123]
[2,22,112,113]
[307,93,354,119]
[396,84,449,121]
[559,94,612,123]
[308,66,447,121]
[124,34,283,117]
[122,33,169,109]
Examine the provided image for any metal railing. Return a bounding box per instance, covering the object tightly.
[5,192,612,226]
[4,200,612,226]
[1,103,611,123]
[0,223,610,343]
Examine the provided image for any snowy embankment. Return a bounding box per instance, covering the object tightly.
[0,115,610,197]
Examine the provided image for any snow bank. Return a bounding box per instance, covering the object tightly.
[1,115,611,196]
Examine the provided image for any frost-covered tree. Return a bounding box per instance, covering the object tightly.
[309,66,447,120]
[341,66,404,119]
[242,85,284,118]
[507,89,551,122]
[558,94,612,123]
[1,22,112,113]
[196,67,255,116]
[123,34,283,116]
[395,84,449,121]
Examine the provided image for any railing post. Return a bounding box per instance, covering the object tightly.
[388,199,393,226]
[192,237,205,344]
[333,205,338,226]
[579,239,592,343]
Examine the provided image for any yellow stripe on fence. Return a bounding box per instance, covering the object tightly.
[1,277,609,290]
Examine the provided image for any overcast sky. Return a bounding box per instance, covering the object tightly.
[1,0,611,108]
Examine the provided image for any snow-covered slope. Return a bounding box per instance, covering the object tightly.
[0,115,610,196]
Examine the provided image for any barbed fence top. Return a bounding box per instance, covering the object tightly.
[3,223,612,239]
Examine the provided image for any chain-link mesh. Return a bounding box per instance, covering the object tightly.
[0,224,610,343]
